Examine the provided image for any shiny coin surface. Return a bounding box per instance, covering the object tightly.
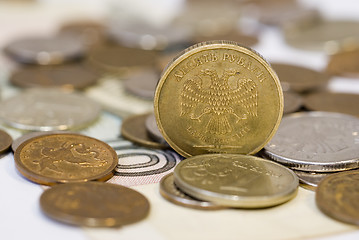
[145,113,168,146]
[160,173,223,210]
[123,68,159,99]
[155,41,283,157]
[264,111,359,172]
[0,129,13,154]
[316,170,359,226]
[40,182,150,227]
[4,34,85,65]
[0,88,101,131]
[283,91,302,114]
[326,49,359,78]
[121,113,169,149]
[293,170,331,191]
[304,92,359,118]
[14,133,118,185]
[174,154,298,208]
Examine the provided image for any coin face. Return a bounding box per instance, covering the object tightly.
[326,49,359,78]
[283,91,302,114]
[40,182,150,227]
[265,111,359,172]
[316,170,359,226]
[0,129,12,154]
[174,154,298,208]
[14,133,118,185]
[155,41,283,157]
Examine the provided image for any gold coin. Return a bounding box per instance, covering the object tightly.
[0,129,12,154]
[316,170,359,226]
[155,41,283,157]
[40,182,150,227]
[14,133,118,185]
[174,154,298,208]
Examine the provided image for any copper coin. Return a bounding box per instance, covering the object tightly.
[14,133,118,185]
[304,92,359,118]
[123,68,159,99]
[316,170,359,226]
[283,91,302,114]
[121,113,168,149]
[0,129,12,154]
[326,49,359,78]
[40,182,150,227]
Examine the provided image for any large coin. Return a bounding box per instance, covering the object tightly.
[264,112,359,172]
[14,133,118,185]
[174,154,298,208]
[326,49,359,78]
[40,182,150,227]
[316,170,359,226]
[155,41,283,157]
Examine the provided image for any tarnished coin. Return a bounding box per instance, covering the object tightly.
[271,63,330,93]
[264,111,359,172]
[40,182,150,227]
[0,88,101,131]
[0,129,12,154]
[14,133,118,185]
[316,170,359,226]
[304,92,359,118]
[145,113,168,146]
[326,49,359,78]
[123,68,159,99]
[293,170,331,191]
[160,173,223,210]
[174,154,298,208]
[3,34,86,65]
[283,91,302,114]
[155,41,283,157]
[121,113,169,149]
[10,63,99,90]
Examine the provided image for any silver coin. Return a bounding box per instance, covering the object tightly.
[264,111,359,172]
[0,88,101,131]
[292,170,332,190]
[283,91,302,114]
[145,113,168,146]
[123,68,159,100]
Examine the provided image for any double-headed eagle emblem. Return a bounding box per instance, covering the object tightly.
[180,68,258,135]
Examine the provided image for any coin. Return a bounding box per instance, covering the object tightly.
[123,68,159,99]
[155,41,283,157]
[121,113,169,149]
[0,88,101,131]
[293,170,331,191]
[316,170,359,226]
[192,31,258,48]
[10,63,99,90]
[145,113,169,147]
[160,173,223,210]
[271,63,330,93]
[264,111,359,172]
[174,154,298,208]
[304,92,359,118]
[283,91,302,114]
[40,182,150,227]
[0,129,12,154]
[326,49,359,77]
[4,34,86,65]
[14,133,118,185]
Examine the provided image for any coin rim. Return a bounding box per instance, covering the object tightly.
[0,129,13,154]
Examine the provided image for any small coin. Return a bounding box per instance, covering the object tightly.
[160,173,223,210]
[271,63,330,93]
[192,31,258,48]
[0,88,101,131]
[40,182,150,227]
[145,113,168,145]
[316,170,359,226]
[264,111,359,172]
[155,41,283,157]
[293,170,332,191]
[174,154,298,208]
[283,91,302,114]
[14,133,118,185]
[304,92,359,118]
[123,68,159,99]
[121,113,169,149]
[0,129,12,154]
[326,49,359,78]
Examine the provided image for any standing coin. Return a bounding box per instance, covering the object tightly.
[326,49,359,78]
[174,154,298,208]
[316,170,359,225]
[40,182,150,227]
[14,133,118,185]
[155,41,283,157]
[123,68,159,100]
[0,129,12,154]
[145,113,168,145]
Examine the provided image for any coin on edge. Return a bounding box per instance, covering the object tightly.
[40,182,150,227]
[316,170,359,226]
[14,133,118,185]
[174,154,298,208]
[155,41,283,157]
[0,129,13,154]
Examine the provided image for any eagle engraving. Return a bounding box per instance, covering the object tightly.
[180,68,258,135]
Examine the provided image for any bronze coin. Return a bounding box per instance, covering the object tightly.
[283,91,302,114]
[326,49,359,78]
[121,113,168,149]
[14,133,118,185]
[123,68,159,99]
[40,182,150,227]
[0,129,12,154]
[316,170,359,226]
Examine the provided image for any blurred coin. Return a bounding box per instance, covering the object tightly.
[10,63,98,90]
[40,182,149,227]
[192,31,258,47]
[326,49,359,78]
[0,88,101,131]
[174,154,298,208]
[316,170,359,226]
[3,34,86,65]
[160,173,223,210]
[145,113,168,146]
[123,68,159,100]
[283,91,302,114]
[304,92,359,118]
[264,111,359,172]
[272,63,330,93]
[14,133,118,185]
[293,170,331,191]
[0,129,12,154]
[121,113,169,149]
